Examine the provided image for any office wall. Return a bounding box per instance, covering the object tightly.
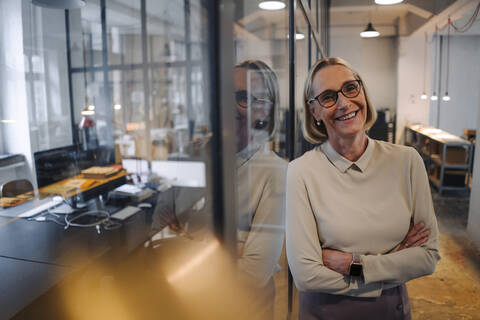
[429,35,480,137]
[0,0,34,183]
[395,35,431,143]
[465,37,480,248]
[330,29,398,114]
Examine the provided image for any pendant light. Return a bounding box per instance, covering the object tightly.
[360,23,380,38]
[258,1,286,10]
[420,33,428,100]
[375,0,404,5]
[442,18,451,102]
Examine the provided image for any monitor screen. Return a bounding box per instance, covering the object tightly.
[34,145,115,188]
[34,145,80,188]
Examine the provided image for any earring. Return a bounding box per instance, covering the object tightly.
[315,120,321,127]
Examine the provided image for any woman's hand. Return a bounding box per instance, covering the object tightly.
[322,249,352,275]
[398,221,430,251]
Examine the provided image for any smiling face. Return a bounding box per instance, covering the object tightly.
[234,67,273,152]
[309,65,367,142]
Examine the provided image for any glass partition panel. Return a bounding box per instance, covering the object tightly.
[106,0,142,65]
[233,1,289,318]
[295,7,311,157]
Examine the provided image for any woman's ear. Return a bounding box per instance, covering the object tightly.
[309,104,320,122]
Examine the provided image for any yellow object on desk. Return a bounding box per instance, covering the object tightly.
[81,166,121,179]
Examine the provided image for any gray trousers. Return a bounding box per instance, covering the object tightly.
[299,284,411,320]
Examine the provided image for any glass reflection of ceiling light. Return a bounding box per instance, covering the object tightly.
[375,0,403,5]
[430,93,438,101]
[114,104,122,110]
[360,23,380,38]
[88,105,95,111]
[258,1,286,10]
[420,93,428,100]
[442,93,451,102]
[0,120,16,123]
[32,0,86,9]
[296,33,305,40]
[81,110,95,116]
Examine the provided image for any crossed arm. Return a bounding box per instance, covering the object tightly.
[286,150,440,296]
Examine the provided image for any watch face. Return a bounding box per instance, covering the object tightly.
[350,263,363,277]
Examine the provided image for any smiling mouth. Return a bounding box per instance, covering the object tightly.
[336,111,358,121]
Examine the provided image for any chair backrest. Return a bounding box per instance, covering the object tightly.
[0,179,33,198]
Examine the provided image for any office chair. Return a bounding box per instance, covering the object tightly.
[0,179,34,197]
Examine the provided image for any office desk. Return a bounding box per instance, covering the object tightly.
[0,185,205,319]
[0,256,67,320]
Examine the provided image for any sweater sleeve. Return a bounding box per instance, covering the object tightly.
[238,162,287,287]
[286,162,383,297]
[361,149,441,285]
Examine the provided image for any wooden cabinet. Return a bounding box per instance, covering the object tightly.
[405,125,473,196]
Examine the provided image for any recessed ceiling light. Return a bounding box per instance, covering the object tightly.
[375,0,404,5]
[360,23,380,38]
[259,1,286,11]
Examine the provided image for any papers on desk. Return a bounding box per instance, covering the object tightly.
[151,161,206,187]
[0,197,60,218]
[111,184,153,201]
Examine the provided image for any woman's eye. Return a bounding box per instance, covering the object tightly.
[320,94,335,103]
[344,83,358,93]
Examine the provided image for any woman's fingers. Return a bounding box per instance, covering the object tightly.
[410,235,429,248]
[405,229,430,248]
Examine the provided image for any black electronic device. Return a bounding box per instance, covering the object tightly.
[34,144,120,206]
[34,145,80,188]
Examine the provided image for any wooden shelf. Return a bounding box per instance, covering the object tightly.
[405,125,473,196]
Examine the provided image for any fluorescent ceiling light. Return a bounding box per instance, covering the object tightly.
[259,1,286,10]
[0,120,16,123]
[360,23,380,38]
[32,0,85,9]
[375,0,403,5]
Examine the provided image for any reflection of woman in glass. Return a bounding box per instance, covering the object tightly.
[287,57,440,319]
[234,60,287,319]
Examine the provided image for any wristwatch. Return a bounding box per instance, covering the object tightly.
[349,253,363,277]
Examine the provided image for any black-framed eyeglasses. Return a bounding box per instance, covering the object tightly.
[308,80,362,108]
[235,90,273,109]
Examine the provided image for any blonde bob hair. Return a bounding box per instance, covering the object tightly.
[235,60,279,140]
[302,57,377,144]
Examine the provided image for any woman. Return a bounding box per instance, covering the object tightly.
[234,60,287,320]
[286,57,440,320]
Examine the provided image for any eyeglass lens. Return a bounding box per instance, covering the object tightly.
[235,90,273,109]
[316,80,361,108]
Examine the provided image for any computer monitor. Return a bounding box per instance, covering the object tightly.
[34,145,80,188]
[34,145,119,207]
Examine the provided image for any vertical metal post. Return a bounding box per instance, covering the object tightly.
[100,0,114,146]
[185,0,193,126]
[287,0,296,318]
[141,0,152,165]
[207,0,237,254]
[65,10,78,145]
